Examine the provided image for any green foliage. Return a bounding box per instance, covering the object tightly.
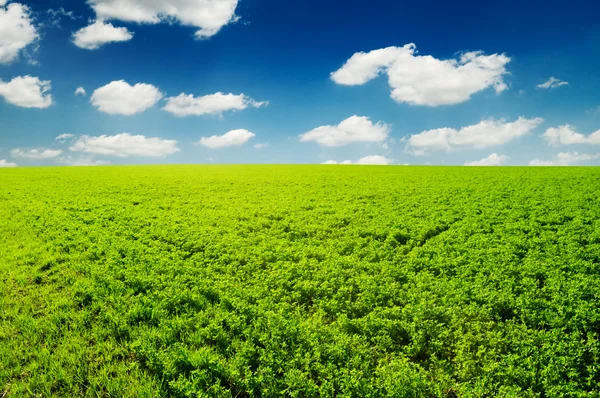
[1,165,599,397]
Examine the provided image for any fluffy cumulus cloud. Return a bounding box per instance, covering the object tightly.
[86,0,239,39]
[331,44,511,106]
[197,129,255,149]
[0,159,17,168]
[407,117,543,155]
[0,2,38,64]
[529,152,600,166]
[70,133,180,157]
[541,125,600,146]
[465,153,509,166]
[300,115,390,147]
[75,87,86,96]
[91,80,163,115]
[72,20,133,50]
[11,148,63,159]
[537,77,568,89]
[357,155,393,165]
[163,92,267,117]
[0,75,53,108]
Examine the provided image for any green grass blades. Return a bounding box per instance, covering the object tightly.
[1,165,599,397]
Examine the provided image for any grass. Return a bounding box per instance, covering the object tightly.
[1,165,599,397]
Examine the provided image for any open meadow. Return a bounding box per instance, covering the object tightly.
[1,165,599,397]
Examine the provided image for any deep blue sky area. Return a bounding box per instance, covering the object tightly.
[0,0,598,166]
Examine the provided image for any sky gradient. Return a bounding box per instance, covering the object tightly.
[0,0,599,167]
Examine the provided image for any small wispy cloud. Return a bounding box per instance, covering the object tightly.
[11,148,63,160]
[465,153,509,166]
[57,155,111,166]
[163,92,267,117]
[46,7,80,28]
[529,152,600,166]
[55,133,74,142]
[537,77,568,89]
[196,129,255,149]
[322,155,393,165]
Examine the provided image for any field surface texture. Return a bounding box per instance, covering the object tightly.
[1,166,599,397]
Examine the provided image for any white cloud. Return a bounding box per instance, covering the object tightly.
[196,129,255,149]
[331,44,511,106]
[322,159,353,164]
[465,153,509,166]
[75,87,86,96]
[407,117,543,155]
[254,143,269,149]
[91,80,163,115]
[0,75,53,108]
[0,2,39,64]
[70,133,179,157]
[47,7,78,20]
[72,20,133,50]
[529,152,600,166]
[541,125,600,146]
[300,115,390,147]
[47,7,80,28]
[86,0,239,39]
[11,148,63,159]
[163,92,267,117]
[57,155,111,166]
[537,77,568,89]
[357,155,393,165]
[56,133,74,140]
[0,159,17,167]
[322,156,391,165]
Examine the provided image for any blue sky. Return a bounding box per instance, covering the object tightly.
[0,0,599,167]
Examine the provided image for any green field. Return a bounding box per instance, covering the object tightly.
[1,166,599,397]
